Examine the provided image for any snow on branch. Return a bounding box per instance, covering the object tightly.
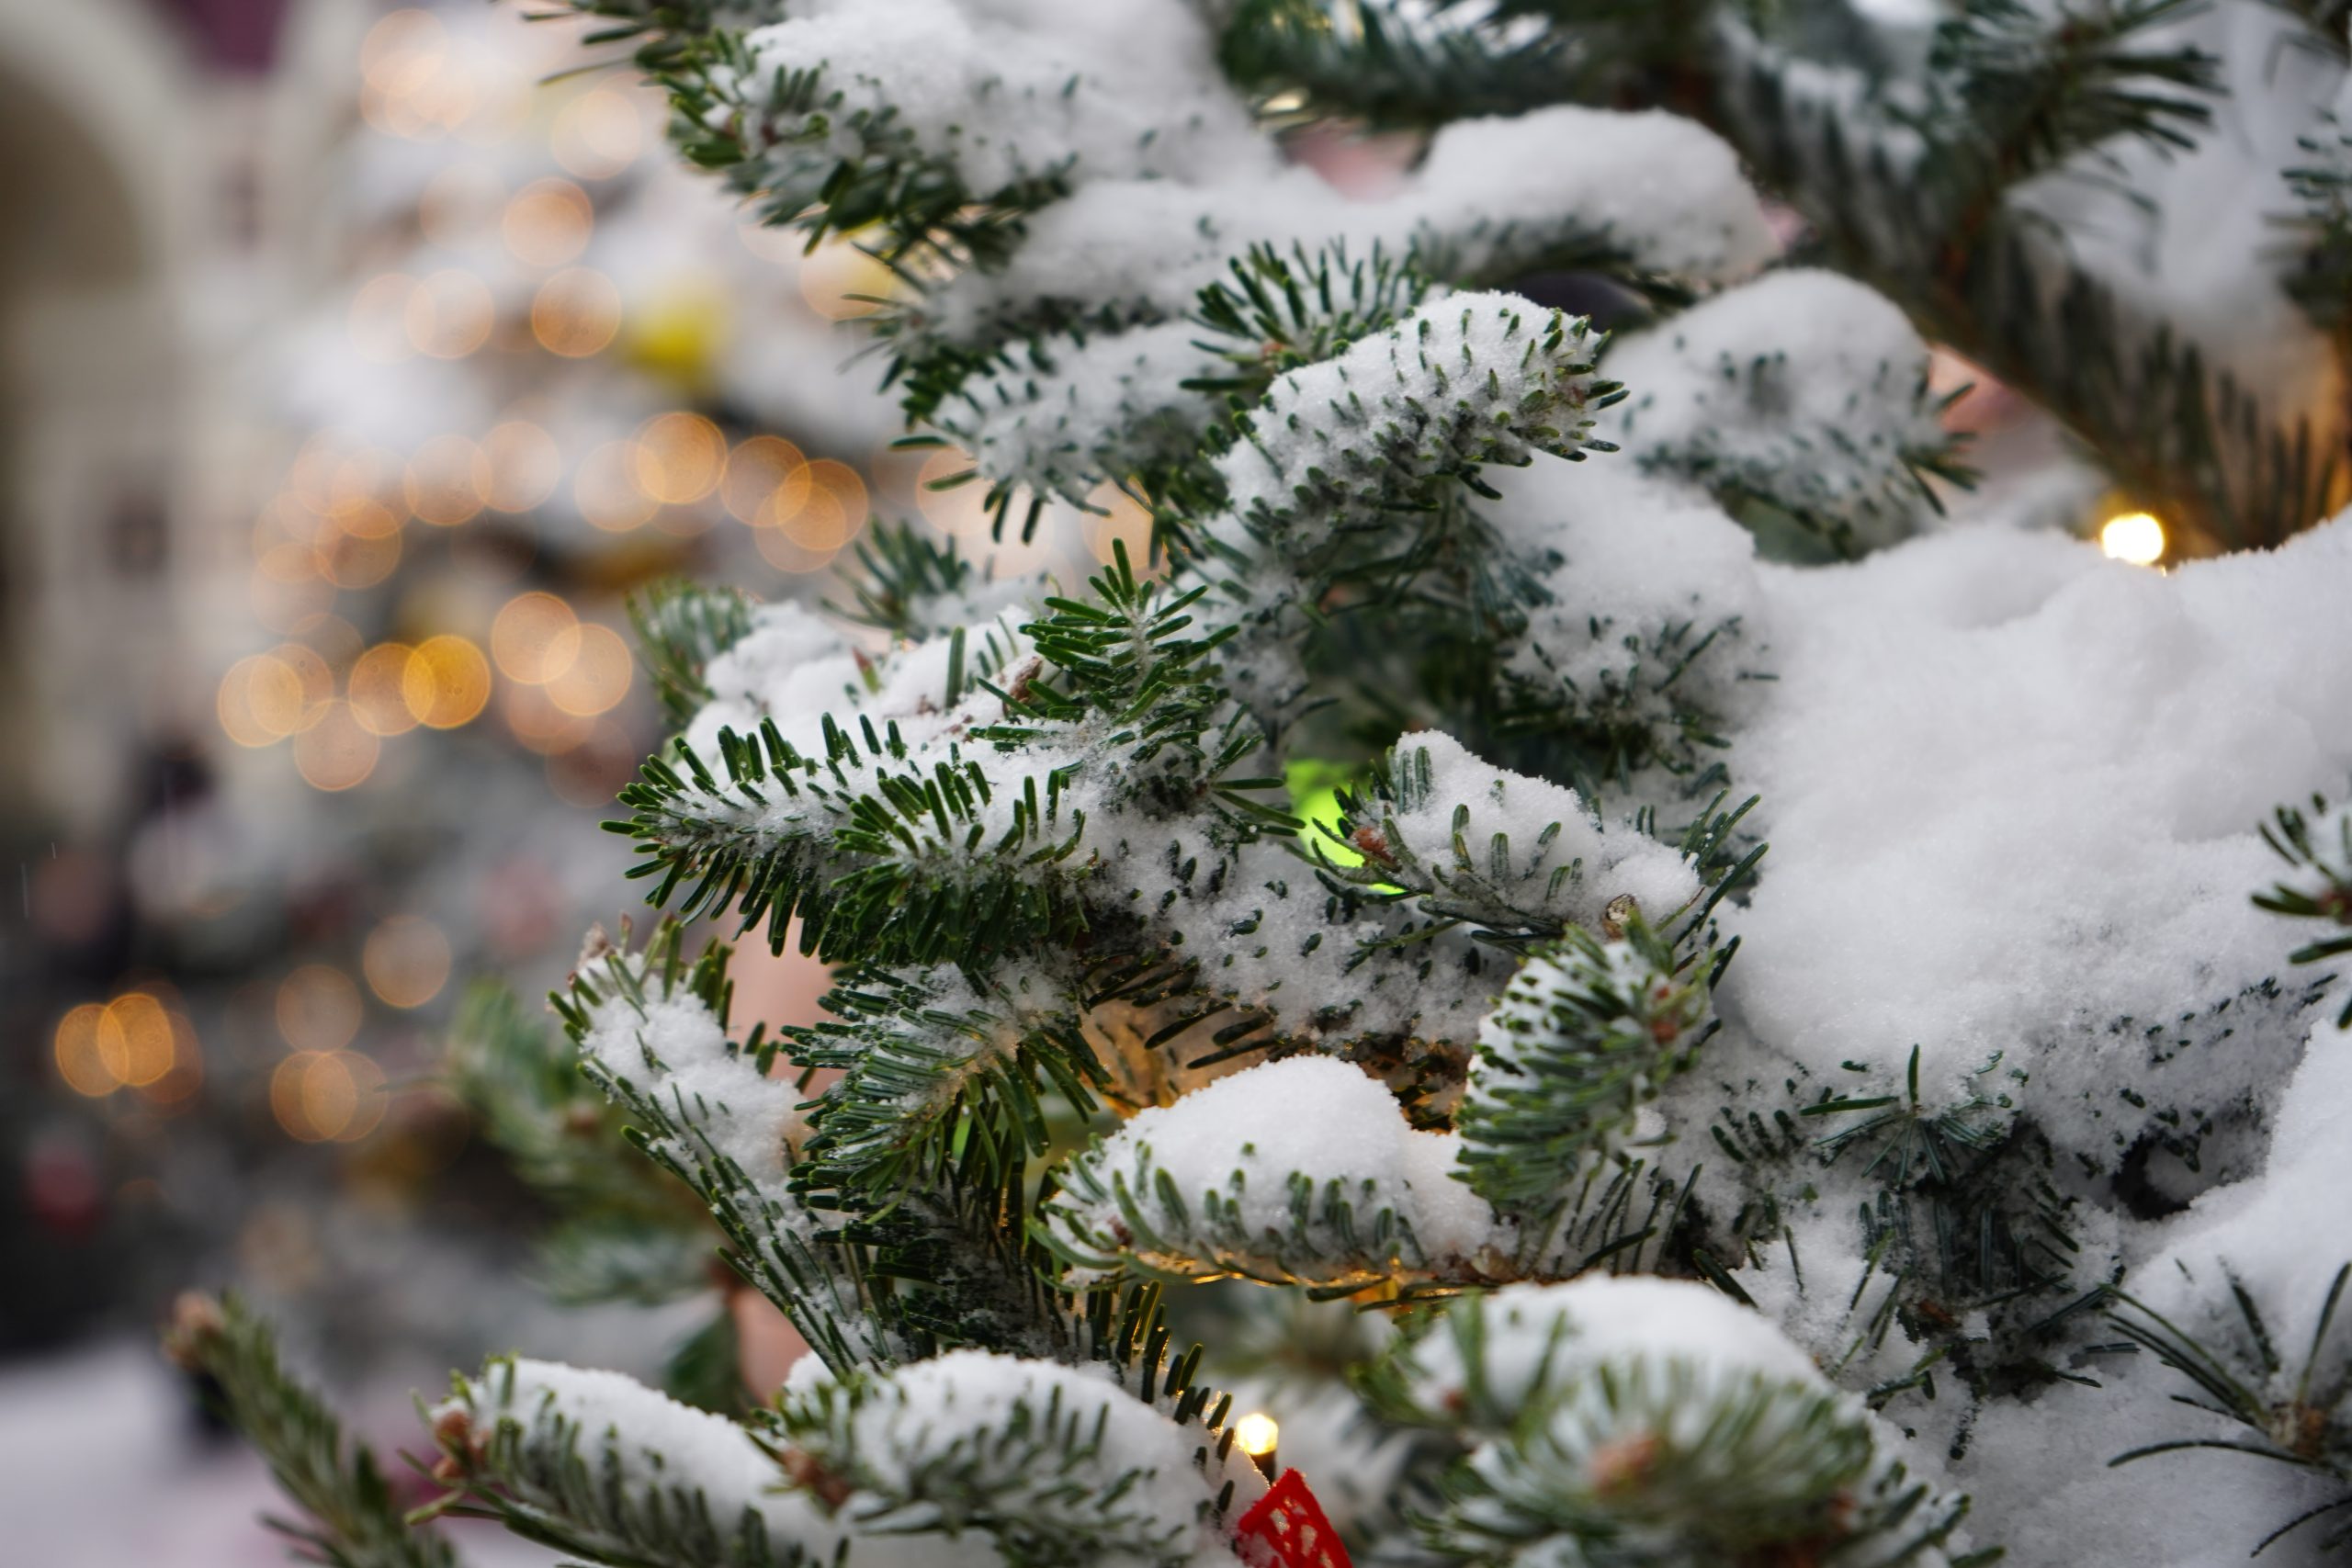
[1604,270,1971,558]
[1037,1055,1532,1291]
[1359,1278,1983,1567]
[431,1358,846,1568]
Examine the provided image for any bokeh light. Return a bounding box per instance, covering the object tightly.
[531,268,622,357]
[364,916,453,1009]
[551,88,643,180]
[272,1051,389,1143]
[634,412,727,505]
[293,701,382,791]
[491,592,580,684]
[545,623,632,716]
[402,636,492,729]
[503,178,594,268]
[348,643,422,737]
[405,269,494,358]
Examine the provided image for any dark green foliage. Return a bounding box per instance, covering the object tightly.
[1216,0,1577,130]
[1357,1290,1988,1567]
[2257,795,2352,1025]
[662,1307,751,1416]
[610,542,1275,975]
[786,966,1105,1206]
[2284,119,2352,332]
[428,1356,814,1568]
[1804,1045,2015,1190]
[2109,1264,2352,1553]
[447,982,692,1223]
[1453,917,1714,1217]
[1186,241,1440,446]
[775,1346,1234,1567]
[164,1294,458,1568]
[827,518,977,638]
[630,581,758,728]
[1910,0,2221,203]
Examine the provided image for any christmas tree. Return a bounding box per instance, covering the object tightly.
[174,2,2352,1563]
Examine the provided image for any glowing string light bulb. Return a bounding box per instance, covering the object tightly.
[1234,1411,1280,1478]
[2099,510,2165,567]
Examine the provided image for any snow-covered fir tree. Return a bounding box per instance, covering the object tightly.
[173,2,2352,1564]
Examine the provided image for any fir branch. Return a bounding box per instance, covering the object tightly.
[1453,917,1715,1219]
[2109,1264,2352,1553]
[824,518,978,639]
[426,1358,821,1568]
[1212,294,1622,553]
[1911,0,2222,214]
[2283,116,2352,333]
[775,1348,1249,1566]
[444,982,695,1230]
[2256,794,2352,1025]
[631,581,760,728]
[163,1294,458,1568]
[1358,1280,1987,1566]
[785,964,1106,1204]
[1216,0,1577,130]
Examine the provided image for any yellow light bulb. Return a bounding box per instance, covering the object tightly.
[1233,1412,1279,1458]
[2099,511,2165,566]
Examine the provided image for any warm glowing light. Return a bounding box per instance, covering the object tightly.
[546,623,633,717]
[1233,1413,1279,1458]
[492,592,581,684]
[916,448,990,540]
[2100,510,2165,566]
[348,643,422,737]
[141,1013,204,1106]
[574,441,659,532]
[503,178,594,268]
[219,653,305,747]
[723,436,812,525]
[634,412,727,505]
[350,273,418,363]
[55,1004,118,1096]
[798,238,896,321]
[482,421,561,512]
[551,87,644,179]
[272,1051,388,1143]
[364,916,453,1009]
[531,268,622,357]
[405,268,494,358]
[294,701,381,791]
[277,965,363,1054]
[1085,486,1155,564]
[403,636,492,729]
[793,461,869,549]
[97,993,177,1089]
[405,434,491,525]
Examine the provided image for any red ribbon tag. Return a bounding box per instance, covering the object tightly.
[1234,1469,1352,1568]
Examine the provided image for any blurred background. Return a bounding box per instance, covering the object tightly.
[0,1,1150,1558]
